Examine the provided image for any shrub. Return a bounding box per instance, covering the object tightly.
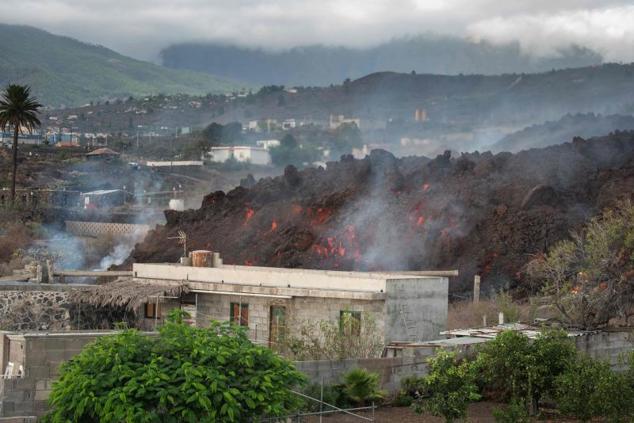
[341,368,385,407]
[475,329,576,412]
[301,383,349,412]
[526,201,634,329]
[493,399,530,423]
[394,375,426,406]
[555,355,634,422]
[45,310,305,422]
[415,351,480,423]
[475,330,533,402]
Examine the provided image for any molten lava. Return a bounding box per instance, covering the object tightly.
[244,207,255,225]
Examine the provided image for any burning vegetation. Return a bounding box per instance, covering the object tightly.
[128,132,634,293]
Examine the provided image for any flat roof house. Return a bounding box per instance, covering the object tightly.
[130,262,449,347]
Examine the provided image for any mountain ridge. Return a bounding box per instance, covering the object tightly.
[0,24,242,107]
[161,35,603,86]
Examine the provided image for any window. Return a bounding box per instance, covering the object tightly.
[145,302,161,319]
[230,302,249,326]
[339,310,361,336]
[269,306,287,349]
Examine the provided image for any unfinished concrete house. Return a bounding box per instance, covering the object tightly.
[115,260,450,346]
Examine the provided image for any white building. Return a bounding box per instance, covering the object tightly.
[207,146,271,166]
[282,119,296,130]
[255,139,280,150]
[329,114,361,130]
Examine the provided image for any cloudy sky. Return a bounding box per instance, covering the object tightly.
[2,0,634,62]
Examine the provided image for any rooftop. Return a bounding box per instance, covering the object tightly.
[133,263,447,293]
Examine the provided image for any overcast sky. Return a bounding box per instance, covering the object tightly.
[2,0,634,62]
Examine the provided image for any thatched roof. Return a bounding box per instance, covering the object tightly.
[68,278,189,312]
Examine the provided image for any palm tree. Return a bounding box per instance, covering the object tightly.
[0,85,42,204]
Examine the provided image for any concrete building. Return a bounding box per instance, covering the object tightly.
[131,263,449,346]
[329,114,361,130]
[0,129,42,146]
[206,146,271,166]
[255,139,280,150]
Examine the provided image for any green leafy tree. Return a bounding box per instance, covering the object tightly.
[526,201,634,329]
[45,310,305,422]
[269,134,319,167]
[554,355,634,422]
[415,351,480,423]
[331,122,362,157]
[475,329,576,413]
[0,84,42,203]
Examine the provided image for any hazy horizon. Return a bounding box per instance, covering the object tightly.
[1,1,634,63]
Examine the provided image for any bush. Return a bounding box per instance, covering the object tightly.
[526,201,634,329]
[555,355,634,422]
[342,368,385,407]
[493,399,530,423]
[475,329,576,412]
[45,310,305,422]
[415,351,480,423]
[394,375,426,406]
[301,383,349,412]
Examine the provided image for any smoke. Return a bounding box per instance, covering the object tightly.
[98,229,146,270]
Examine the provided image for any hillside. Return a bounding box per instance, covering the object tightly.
[161,36,602,86]
[0,24,242,107]
[127,132,634,294]
[491,113,634,152]
[206,64,634,135]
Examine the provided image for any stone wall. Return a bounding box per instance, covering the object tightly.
[0,286,73,332]
[0,284,134,331]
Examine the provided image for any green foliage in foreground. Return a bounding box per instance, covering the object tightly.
[414,350,480,423]
[555,355,634,422]
[44,310,305,422]
[475,329,576,410]
[342,368,386,406]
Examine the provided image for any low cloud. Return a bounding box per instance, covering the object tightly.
[1,1,633,62]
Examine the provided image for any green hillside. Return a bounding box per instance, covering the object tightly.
[0,24,242,107]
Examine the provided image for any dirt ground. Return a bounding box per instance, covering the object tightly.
[301,402,577,422]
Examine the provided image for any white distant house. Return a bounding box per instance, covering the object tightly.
[255,139,280,150]
[144,160,204,168]
[329,114,361,130]
[282,119,296,130]
[207,146,271,165]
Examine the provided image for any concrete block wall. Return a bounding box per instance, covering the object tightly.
[295,348,435,393]
[575,330,634,371]
[385,277,448,343]
[0,332,113,418]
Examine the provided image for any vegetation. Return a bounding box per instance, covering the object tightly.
[475,329,577,414]
[269,134,320,167]
[0,84,42,202]
[342,368,386,407]
[301,368,384,412]
[45,310,305,422]
[554,355,634,422]
[526,201,634,329]
[414,351,480,423]
[281,311,383,360]
[411,329,634,421]
[0,24,240,106]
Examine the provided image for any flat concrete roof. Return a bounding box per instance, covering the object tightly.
[133,263,442,293]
